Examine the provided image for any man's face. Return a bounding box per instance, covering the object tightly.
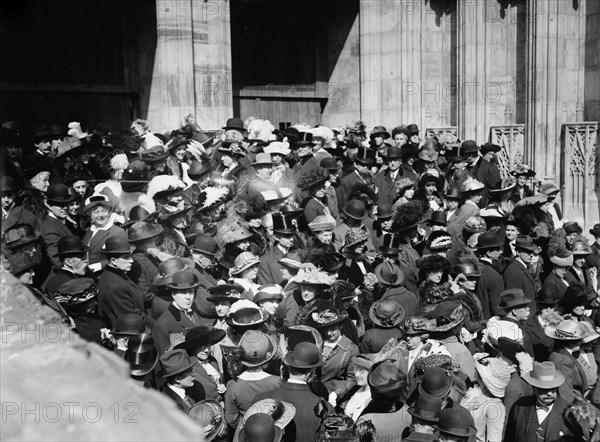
[176,369,195,388]
[172,289,195,310]
[505,225,519,241]
[215,301,231,317]
[534,387,557,407]
[394,134,408,146]
[553,265,569,278]
[49,202,69,219]
[175,148,186,161]
[512,305,530,321]
[36,141,52,155]
[518,250,533,264]
[111,254,133,272]
[6,145,22,160]
[373,136,384,146]
[277,234,294,249]
[2,192,15,210]
[65,255,88,275]
[298,145,312,158]
[487,248,502,262]
[404,334,423,350]
[388,158,401,171]
[256,165,272,180]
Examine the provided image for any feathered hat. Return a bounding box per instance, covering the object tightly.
[228,193,268,222]
[246,118,277,143]
[391,200,425,234]
[147,175,186,200]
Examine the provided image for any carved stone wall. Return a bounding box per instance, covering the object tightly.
[489,125,526,179]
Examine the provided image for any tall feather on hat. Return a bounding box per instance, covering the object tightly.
[309,126,335,144]
[246,118,277,143]
[146,175,186,199]
[391,200,425,234]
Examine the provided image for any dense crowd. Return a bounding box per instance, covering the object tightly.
[2,116,600,442]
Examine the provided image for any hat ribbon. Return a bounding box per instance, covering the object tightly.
[374,304,403,326]
[163,201,186,213]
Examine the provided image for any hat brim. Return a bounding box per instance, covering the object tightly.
[6,235,43,250]
[159,358,196,379]
[158,206,193,221]
[312,316,347,329]
[226,310,269,328]
[425,309,467,333]
[300,176,329,192]
[490,183,517,193]
[375,266,404,287]
[83,200,112,213]
[283,352,324,369]
[251,160,274,167]
[499,298,532,310]
[544,327,584,341]
[278,258,303,270]
[103,245,136,256]
[141,153,169,163]
[522,371,565,389]
[369,304,404,328]
[128,350,159,377]
[48,195,76,205]
[206,295,240,304]
[343,208,367,220]
[174,329,227,352]
[152,259,195,286]
[230,260,261,276]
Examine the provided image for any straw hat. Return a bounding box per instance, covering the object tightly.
[474,356,512,398]
[545,319,586,341]
[522,361,565,389]
[229,252,261,276]
[238,330,277,367]
[294,263,336,286]
[308,214,336,232]
[342,227,371,249]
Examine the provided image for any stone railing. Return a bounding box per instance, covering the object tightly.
[489,125,526,180]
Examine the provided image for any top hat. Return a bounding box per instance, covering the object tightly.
[476,231,501,250]
[515,235,537,253]
[1,176,18,193]
[192,234,219,257]
[223,117,246,132]
[153,258,195,286]
[238,330,277,367]
[370,126,390,139]
[407,124,420,135]
[272,212,296,235]
[498,288,532,310]
[386,146,402,159]
[354,146,374,166]
[111,313,147,335]
[55,235,88,258]
[369,298,405,328]
[174,325,226,354]
[408,393,442,423]
[124,333,159,377]
[253,285,284,305]
[589,223,600,237]
[46,184,75,205]
[251,152,273,167]
[7,252,36,276]
[284,342,324,368]
[418,367,453,398]
[379,233,402,255]
[428,211,447,226]
[295,132,315,147]
[435,406,476,439]
[159,349,196,378]
[167,271,200,290]
[480,143,501,155]
[3,224,41,250]
[121,169,148,193]
[83,193,112,213]
[460,140,479,155]
[368,360,407,399]
[342,199,367,220]
[447,145,469,162]
[374,261,404,286]
[127,222,164,243]
[102,235,135,256]
[522,361,565,389]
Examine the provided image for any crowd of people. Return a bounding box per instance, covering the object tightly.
[2,115,600,442]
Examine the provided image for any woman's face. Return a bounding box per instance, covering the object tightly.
[352,241,367,255]
[242,264,259,281]
[325,325,342,343]
[90,206,111,227]
[68,201,79,216]
[248,218,262,228]
[573,257,586,269]
[517,176,527,186]
[261,300,280,316]
[301,284,317,302]
[424,182,437,196]
[355,367,369,387]
[403,187,415,200]
[505,225,519,241]
[280,267,293,281]
[111,169,125,181]
[573,305,586,316]
[461,277,477,291]
[313,185,325,199]
[394,134,408,146]
[316,230,333,244]
[72,181,88,197]
[447,199,459,210]
[196,344,211,361]
[566,233,577,245]
[470,192,483,204]
[215,301,231,317]
[271,154,284,166]
[427,269,443,283]
[169,213,188,230]
[175,148,186,161]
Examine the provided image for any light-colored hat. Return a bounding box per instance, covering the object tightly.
[253,285,284,304]
[251,152,273,167]
[579,322,600,344]
[545,319,586,341]
[294,263,336,286]
[462,177,485,193]
[540,182,560,196]
[308,214,336,232]
[238,330,277,367]
[549,252,574,267]
[342,227,371,249]
[264,141,291,157]
[474,356,512,398]
[230,252,261,276]
[522,361,565,389]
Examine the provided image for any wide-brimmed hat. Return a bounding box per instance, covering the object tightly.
[408,393,442,424]
[240,399,296,435]
[462,177,485,193]
[298,168,329,191]
[368,360,407,399]
[379,233,401,255]
[230,252,261,276]
[444,187,462,200]
[511,164,536,178]
[188,400,227,442]
[219,139,246,157]
[589,223,600,237]
[110,313,148,335]
[174,325,226,353]
[308,214,336,232]
[540,182,560,196]
[121,169,148,193]
[153,258,195,286]
[159,349,196,378]
[369,299,405,328]
[122,205,158,229]
[158,201,193,221]
[310,309,347,329]
[559,283,590,307]
[564,221,582,234]
[195,186,230,214]
[571,241,591,256]
[3,224,42,251]
[46,184,75,205]
[342,227,371,249]
[264,141,291,157]
[451,263,481,279]
[253,285,284,305]
[284,342,324,368]
[83,193,112,213]
[474,356,511,398]
[370,125,390,140]
[124,333,158,377]
[140,146,169,163]
[238,330,277,367]
[127,222,163,243]
[167,271,200,290]
[187,160,212,180]
[294,263,335,286]
[435,406,476,439]
[272,212,296,235]
[278,251,306,271]
[374,261,404,286]
[522,361,565,389]
[416,254,451,272]
[515,235,537,253]
[261,188,293,207]
[489,177,516,195]
[191,234,219,257]
[352,355,373,372]
[235,403,295,442]
[207,283,243,304]
[418,173,441,190]
[498,288,532,310]
[476,231,501,250]
[480,143,501,155]
[549,251,574,267]
[354,147,374,166]
[342,199,367,220]
[545,319,586,341]
[251,152,273,167]
[226,302,269,327]
[102,235,135,256]
[426,231,452,252]
[424,302,467,332]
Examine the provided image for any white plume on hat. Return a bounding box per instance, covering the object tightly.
[247,118,276,143]
[292,123,311,132]
[110,153,129,172]
[228,299,258,315]
[67,121,90,139]
[146,175,186,199]
[309,126,334,142]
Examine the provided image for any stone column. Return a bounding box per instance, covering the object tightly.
[524,0,586,180]
[147,0,232,132]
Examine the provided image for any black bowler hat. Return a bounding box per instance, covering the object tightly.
[428,211,447,227]
[55,235,88,258]
[436,406,476,439]
[167,271,200,290]
[407,124,420,135]
[192,234,219,257]
[480,143,501,154]
[1,176,18,193]
[272,212,296,235]
[222,117,246,133]
[343,199,367,220]
[476,231,501,250]
[408,393,442,424]
[460,140,479,155]
[46,184,75,205]
[320,157,338,171]
[284,342,324,369]
[354,146,374,166]
[102,235,135,256]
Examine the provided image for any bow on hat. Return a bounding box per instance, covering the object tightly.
[162,200,186,213]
